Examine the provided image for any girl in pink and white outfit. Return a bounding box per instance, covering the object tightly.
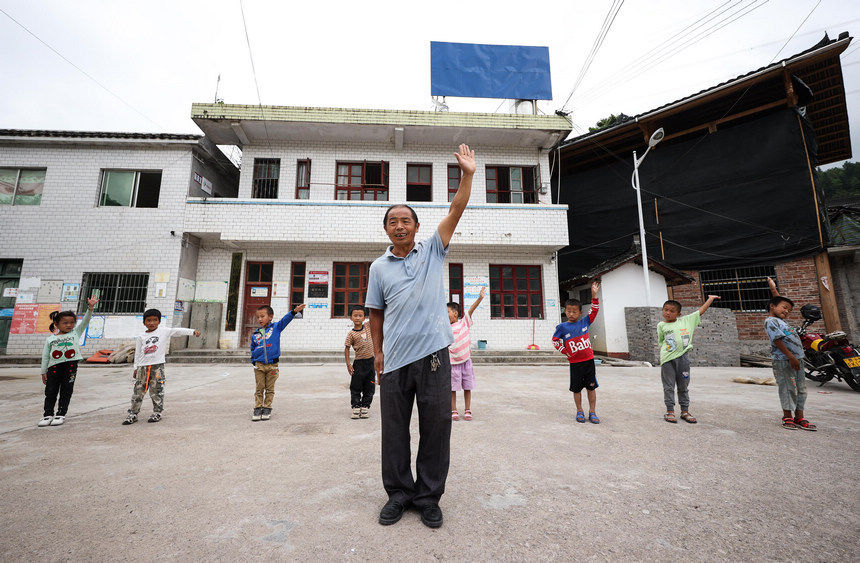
[447,286,485,421]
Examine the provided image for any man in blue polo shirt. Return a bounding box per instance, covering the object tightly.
[366,144,476,529]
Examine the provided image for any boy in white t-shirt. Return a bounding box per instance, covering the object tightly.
[448,286,485,421]
[122,308,200,424]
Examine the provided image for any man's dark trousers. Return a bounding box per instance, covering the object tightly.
[380,349,452,508]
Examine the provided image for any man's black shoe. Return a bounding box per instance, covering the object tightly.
[419,504,443,528]
[379,499,407,525]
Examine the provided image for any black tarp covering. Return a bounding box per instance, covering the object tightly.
[556,108,828,283]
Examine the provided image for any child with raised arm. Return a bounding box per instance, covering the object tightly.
[765,277,815,430]
[122,309,201,425]
[250,303,306,421]
[345,305,375,419]
[657,294,720,424]
[553,281,601,423]
[449,286,485,421]
[38,295,98,427]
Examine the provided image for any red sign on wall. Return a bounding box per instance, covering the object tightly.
[10,304,38,334]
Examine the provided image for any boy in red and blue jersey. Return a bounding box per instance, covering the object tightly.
[552,281,601,424]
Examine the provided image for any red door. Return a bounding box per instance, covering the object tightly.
[241,262,273,347]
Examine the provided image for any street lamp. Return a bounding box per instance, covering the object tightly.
[631,127,665,307]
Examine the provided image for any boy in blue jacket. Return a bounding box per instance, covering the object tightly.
[250,303,305,421]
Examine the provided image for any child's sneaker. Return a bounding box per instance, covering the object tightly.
[360,407,369,419]
[49,415,65,426]
[261,408,271,421]
[351,407,361,419]
[122,414,137,425]
[147,413,162,423]
[252,408,262,421]
[37,416,53,427]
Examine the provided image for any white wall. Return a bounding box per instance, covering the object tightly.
[0,141,197,355]
[588,263,669,355]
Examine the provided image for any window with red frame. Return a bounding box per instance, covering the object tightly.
[335,161,389,200]
[485,166,538,204]
[332,262,371,317]
[447,165,460,202]
[489,265,543,319]
[289,261,306,310]
[295,159,310,199]
[406,163,432,201]
[448,263,463,306]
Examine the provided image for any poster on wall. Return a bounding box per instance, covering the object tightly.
[10,304,38,334]
[177,278,196,301]
[15,277,40,304]
[250,287,269,298]
[61,283,80,302]
[155,282,168,298]
[0,307,13,318]
[85,316,105,339]
[272,282,291,298]
[37,280,63,303]
[194,281,228,302]
[104,316,143,339]
[153,272,170,283]
[463,276,489,309]
[3,287,17,298]
[308,271,329,299]
[35,304,62,334]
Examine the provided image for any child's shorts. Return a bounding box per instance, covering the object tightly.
[569,359,598,393]
[451,359,475,391]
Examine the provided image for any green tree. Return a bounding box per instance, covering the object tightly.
[816,162,860,200]
[589,113,630,132]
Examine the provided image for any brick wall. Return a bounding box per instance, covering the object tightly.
[671,255,822,356]
[625,306,740,366]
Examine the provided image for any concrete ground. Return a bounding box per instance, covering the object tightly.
[0,362,857,561]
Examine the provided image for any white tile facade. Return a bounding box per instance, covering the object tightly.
[0,140,195,355]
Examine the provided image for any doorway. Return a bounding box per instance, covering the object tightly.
[241,261,273,347]
[0,260,23,352]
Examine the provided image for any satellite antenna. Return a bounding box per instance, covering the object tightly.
[431,96,449,112]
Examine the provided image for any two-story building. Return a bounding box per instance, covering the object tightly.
[0,129,238,355]
[186,104,572,351]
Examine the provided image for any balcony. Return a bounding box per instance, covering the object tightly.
[184,198,568,249]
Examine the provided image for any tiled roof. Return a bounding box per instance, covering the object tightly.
[191,103,572,131]
[0,129,201,141]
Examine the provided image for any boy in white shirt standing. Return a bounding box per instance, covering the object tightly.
[122,308,200,424]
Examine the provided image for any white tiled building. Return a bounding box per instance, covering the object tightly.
[189,104,571,352]
[0,105,572,356]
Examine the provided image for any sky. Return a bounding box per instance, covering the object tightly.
[1,0,859,167]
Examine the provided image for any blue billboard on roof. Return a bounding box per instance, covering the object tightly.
[430,41,552,100]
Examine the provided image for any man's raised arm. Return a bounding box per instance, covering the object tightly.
[438,144,476,248]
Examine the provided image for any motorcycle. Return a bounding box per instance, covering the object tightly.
[797,304,860,392]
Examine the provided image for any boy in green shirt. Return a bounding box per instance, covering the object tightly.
[657,295,719,424]
[38,294,98,427]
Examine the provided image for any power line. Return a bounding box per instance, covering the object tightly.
[238,0,274,154]
[559,0,625,112]
[0,6,164,130]
[767,0,822,64]
[578,0,769,105]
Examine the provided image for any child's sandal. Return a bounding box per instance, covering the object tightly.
[451,410,459,421]
[464,409,472,421]
[680,412,697,424]
[794,418,817,431]
[664,412,677,423]
[782,416,798,429]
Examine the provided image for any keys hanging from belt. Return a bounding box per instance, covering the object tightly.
[430,352,440,372]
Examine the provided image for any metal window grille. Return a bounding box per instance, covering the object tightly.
[699,266,777,312]
[448,263,464,306]
[485,166,538,204]
[489,265,543,319]
[295,159,311,199]
[252,158,280,198]
[290,262,306,309]
[335,161,389,200]
[447,165,460,202]
[79,272,149,315]
[332,262,370,317]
